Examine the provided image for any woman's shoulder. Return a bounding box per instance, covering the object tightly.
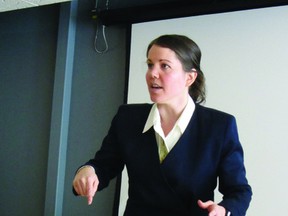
[116,103,153,119]
[195,104,236,121]
[119,103,152,109]
[118,103,152,113]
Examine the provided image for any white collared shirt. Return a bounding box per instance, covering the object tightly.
[143,96,195,152]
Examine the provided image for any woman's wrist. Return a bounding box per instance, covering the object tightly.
[76,165,95,174]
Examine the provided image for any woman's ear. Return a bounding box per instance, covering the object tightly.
[186,69,198,87]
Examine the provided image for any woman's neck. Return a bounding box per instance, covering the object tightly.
[157,96,188,136]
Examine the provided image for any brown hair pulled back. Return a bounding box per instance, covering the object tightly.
[147,34,206,104]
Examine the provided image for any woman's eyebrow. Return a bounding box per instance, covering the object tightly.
[159,59,172,63]
[146,58,172,63]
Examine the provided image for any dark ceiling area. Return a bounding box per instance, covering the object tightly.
[96,0,288,26]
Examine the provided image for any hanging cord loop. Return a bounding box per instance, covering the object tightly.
[93,0,109,54]
[94,20,108,53]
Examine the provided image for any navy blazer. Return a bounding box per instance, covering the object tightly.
[84,104,252,216]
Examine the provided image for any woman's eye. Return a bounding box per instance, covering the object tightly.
[161,64,170,70]
[147,63,153,69]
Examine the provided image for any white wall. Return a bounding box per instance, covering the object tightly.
[119,5,288,216]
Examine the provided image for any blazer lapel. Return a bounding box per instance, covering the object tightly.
[159,111,200,207]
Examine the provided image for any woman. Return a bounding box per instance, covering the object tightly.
[73,34,252,216]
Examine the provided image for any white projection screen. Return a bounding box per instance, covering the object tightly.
[119,5,288,216]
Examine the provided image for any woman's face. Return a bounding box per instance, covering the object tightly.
[145,45,197,105]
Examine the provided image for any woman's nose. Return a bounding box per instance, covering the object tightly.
[150,67,159,79]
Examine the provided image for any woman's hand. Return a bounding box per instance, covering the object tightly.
[73,166,99,205]
[198,200,226,216]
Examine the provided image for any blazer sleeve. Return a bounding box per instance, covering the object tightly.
[83,106,125,191]
[217,116,252,216]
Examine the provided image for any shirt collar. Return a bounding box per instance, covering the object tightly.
[143,103,159,133]
[177,96,195,133]
[143,96,195,134]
